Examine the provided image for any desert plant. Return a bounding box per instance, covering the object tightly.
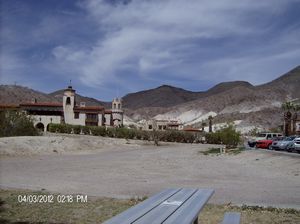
[0,110,39,137]
[205,124,241,148]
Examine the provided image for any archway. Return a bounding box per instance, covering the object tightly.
[35,122,45,131]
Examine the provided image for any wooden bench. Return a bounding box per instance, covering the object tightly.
[103,188,240,224]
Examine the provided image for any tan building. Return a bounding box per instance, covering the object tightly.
[141,119,183,131]
[0,86,123,131]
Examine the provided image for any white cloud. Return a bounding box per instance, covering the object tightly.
[49,0,299,87]
[1,0,299,95]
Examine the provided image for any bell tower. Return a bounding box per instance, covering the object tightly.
[63,85,76,123]
[111,98,123,127]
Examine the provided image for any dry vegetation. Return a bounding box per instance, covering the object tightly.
[0,189,299,224]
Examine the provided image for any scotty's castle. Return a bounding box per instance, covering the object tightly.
[0,86,123,132]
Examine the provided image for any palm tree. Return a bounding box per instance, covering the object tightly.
[281,102,293,136]
[292,104,300,134]
[208,116,213,133]
[201,122,206,132]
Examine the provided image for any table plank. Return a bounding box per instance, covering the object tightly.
[221,212,241,224]
[163,189,214,224]
[133,188,197,224]
[103,188,181,224]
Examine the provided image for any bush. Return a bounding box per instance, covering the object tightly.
[205,124,241,147]
[46,123,198,144]
[72,125,81,134]
[0,110,39,137]
[90,126,107,136]
[48,123,73,134]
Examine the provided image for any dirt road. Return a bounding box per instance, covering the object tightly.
[0,135,299,209]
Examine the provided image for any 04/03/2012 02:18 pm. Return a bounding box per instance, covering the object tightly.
[17,194,88,203]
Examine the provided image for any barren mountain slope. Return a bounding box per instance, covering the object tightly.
[0,85,59,104]
[49,89,110,107]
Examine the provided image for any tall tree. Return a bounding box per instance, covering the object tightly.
[292,104,300,134]
[281,102,293,136]
[208,116,213,133]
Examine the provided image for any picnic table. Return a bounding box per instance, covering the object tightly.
[103,188,240,224]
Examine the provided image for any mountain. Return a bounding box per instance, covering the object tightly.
[0,85,59,104]
[126,66,300,132]
[1,66,299,132]
[0,85,110,107]
[49,89,110,107]
[122,85,202,109]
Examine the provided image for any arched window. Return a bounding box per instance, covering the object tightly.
[113,103,116,109]
[66,97,71,105]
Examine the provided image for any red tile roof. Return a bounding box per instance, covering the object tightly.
[183,128,202,132]
[74,106,104,111]
[20,102,62,107]
[0,104,20,109]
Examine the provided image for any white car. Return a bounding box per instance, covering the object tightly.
[293,137,300,153]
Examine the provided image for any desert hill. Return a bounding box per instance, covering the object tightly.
[1,66,299,132]
[49,89,110,107]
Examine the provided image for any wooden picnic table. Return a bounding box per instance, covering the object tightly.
[103,188,240,224]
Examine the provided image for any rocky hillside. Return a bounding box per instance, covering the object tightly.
[147,66,300,132]
[0,85,59,104]
[1,66,299,132]
[0,85,110,107]
[122,85,202,109]
[49,89,110,107]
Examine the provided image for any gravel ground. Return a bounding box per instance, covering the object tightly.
[0,134,299,209]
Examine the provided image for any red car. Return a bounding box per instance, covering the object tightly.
[255,139,273,149]
[256,137,284,149]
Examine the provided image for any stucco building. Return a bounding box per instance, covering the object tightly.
[0,86,123,131]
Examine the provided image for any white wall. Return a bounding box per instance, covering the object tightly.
[32,115,61,132]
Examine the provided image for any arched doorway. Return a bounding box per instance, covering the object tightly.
[35,122,45,131]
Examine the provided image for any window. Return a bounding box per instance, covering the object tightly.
[113,103,116,109]
[117,104,120,109]
[267,134,271,139]
[148,125,152,129]
[74,112,79,119]
[86,113,98,121]
[66,97,71,105]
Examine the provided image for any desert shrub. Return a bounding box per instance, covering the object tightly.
[81,126,91,135]
[114,128,135,139]
[106,127,115,137]
[205,124,241,147]
[48,123,73,134]
[72,125,81,134]
[0,110,39,137]
[48,123,61,133]
[46,123,197,144]
[91,126,107,136]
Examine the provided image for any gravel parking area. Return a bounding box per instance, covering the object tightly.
[0,135,299,209]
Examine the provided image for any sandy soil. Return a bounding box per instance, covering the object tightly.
[0,134,299,209]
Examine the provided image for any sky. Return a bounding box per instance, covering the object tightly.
[1,0,300,101]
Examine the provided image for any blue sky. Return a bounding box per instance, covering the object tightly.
[1,0,300,101]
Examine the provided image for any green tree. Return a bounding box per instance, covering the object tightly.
[282,101,294,136]
[208,116,213,133]
[0,110,39,137]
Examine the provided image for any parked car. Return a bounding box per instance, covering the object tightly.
[256,139,275,149]
[290,137,300,153]
[248,133,283,147]
[271,136,297,151]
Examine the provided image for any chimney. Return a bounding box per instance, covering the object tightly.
[80,102,86,107]
[31,98,37,104]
